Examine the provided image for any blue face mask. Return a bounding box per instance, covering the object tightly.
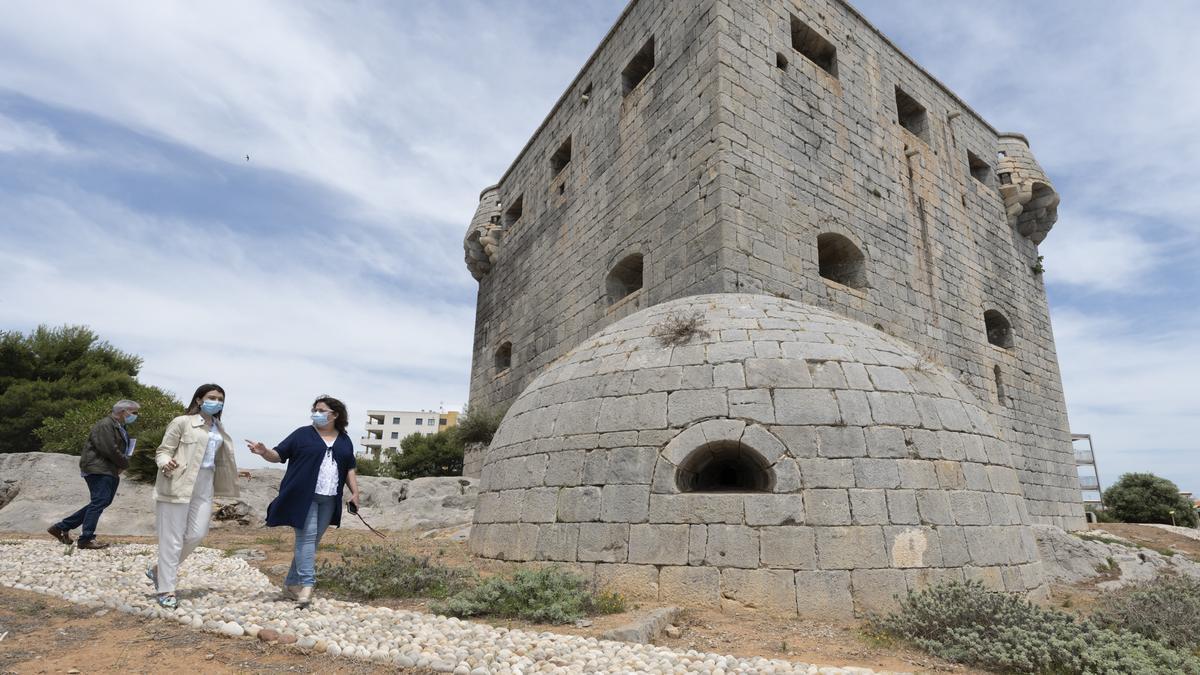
[201,400,224,415]
[311,412,330,427]
[124,413,138,425]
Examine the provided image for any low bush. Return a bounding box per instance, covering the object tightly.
[353,455,388,477]
[315,545,475,600]
[869,580,1200,674]
[456,407,507,445]
[431,567,626,624]
[1091,576,1200,650]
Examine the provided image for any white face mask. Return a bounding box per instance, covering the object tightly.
[311,412,330,427]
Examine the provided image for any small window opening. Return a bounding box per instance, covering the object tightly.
[677,442,773,493]
[790,15,837,77]
[550,137,572,176]
[967,151,991,184]
[557,183,565,195]
[984,310,1014,349]
[503,195,523,228]
[494,342,512,372]
[606,253,644,304]
[776,52,789,71]
[581,83,592,105]
[817,233,866,289]
[998,172,1012,185]
[994,365,1007,406]
[622,37,655,96]
[997,150,1007,159]
[895,87,929,143]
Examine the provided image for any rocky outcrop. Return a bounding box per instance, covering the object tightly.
[0,452,476,536]
[1034,524,1200,590]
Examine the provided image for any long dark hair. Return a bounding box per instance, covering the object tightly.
[312,394,348,434]
[186,383,226,418]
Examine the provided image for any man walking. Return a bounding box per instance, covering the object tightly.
[47,399,139,549]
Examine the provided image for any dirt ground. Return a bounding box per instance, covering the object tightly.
[5,522,1197,674]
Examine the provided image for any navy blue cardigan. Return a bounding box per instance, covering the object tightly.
[265,426,356,528]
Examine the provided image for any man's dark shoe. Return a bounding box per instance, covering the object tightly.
[47,525,73,545]
[77,540,110,550]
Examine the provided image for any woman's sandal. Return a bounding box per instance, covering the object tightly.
[156,593,177,609]
[145,565,157,587]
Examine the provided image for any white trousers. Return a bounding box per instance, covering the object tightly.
[155,467,214,593]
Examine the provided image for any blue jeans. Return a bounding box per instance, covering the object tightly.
[56,474,119,543]
[285,494,336,587]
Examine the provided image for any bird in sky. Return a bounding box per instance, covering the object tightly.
[245,154,250,162]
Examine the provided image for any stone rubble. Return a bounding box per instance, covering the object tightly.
[0,540,899,675]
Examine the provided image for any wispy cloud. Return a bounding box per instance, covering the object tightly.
[0,112,69,155]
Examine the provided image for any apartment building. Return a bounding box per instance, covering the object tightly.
[360,409,459,459]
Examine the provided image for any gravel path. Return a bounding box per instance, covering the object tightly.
[0,540,894,674]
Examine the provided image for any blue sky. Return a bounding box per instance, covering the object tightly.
[1,1,1196,488]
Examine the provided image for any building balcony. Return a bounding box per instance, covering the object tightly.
[1078,475,1100,490]
[1074,449,1094,464]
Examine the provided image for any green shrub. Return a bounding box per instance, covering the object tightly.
[455,406,507,445]
[353,455,389,477]
[1103,472,1198,527]
[314,545,475,600]
[869,580,1200,674]
[389,430,463,479]
[1092,576,1200,650]
[431,567,626,624]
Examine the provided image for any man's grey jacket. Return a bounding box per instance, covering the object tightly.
[80,415,131,477]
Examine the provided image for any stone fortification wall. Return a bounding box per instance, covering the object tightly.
[463,0,1083,530]
[713,0,1080,529]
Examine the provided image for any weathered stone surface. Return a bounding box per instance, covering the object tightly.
[628,524,689,565]
[816,526,888,569]
[704,525,760,569]
[759,526,816,569]
[594,564,660,602]
[794,570,854,619]
[659,566,720,608]
[576,523,629,562]
[720,568,797,614]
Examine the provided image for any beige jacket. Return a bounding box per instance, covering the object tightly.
[154,414,239,503]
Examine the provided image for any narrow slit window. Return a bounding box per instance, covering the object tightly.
[494,342,512,372]
[622,37,655,96]
[994,365,1007,405]
[503,194,523,228]
[550,137,572,176]
[790,15,837,77]
[984,310,1014,349]
[606,253,644,304]
[895,87,930,143]
[581,83,593,105]
[776,52,789,71]
[967,151,991,184]
[817,233,867,289]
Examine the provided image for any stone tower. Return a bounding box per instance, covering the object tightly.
[462,0,1084,614]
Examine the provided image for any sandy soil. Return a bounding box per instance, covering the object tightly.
[6,521,1197,674]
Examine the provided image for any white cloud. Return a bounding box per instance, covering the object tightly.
[0,112,69,155]
[0,188,474,468]
[1053,309,1200,491]
[1041,215,1161,292]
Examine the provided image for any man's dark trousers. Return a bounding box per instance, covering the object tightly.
[55,474,119,543]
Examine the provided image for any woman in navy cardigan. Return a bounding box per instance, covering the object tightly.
[247,395,359,607]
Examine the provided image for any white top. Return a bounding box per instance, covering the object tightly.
[201,421,221,469]
[314,437,339,496]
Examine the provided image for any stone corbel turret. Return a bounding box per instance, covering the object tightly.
[464,186,503,280]
[997,133,1060,244]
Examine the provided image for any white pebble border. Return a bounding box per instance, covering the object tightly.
[0,541,897,675]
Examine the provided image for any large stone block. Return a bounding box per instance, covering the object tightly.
[557,486,601,522]
[759,526,816,569]
[816,526,887,569]
[667,389,728,426]
[704,524,760,569]
[728,389,775,423]
[794,570,854,619]
[886,489,920,525]
[773,389,840,425]
[853,458,901,488]
[884,526,942,568]
[851,569,908,614]
[628,524,689,565]
[601,484,650,522]
[535,523,579,560]
[649,493,743,524]
[817,426,866,458]
[916,490,954,526]
[803,488,852,525]
[744,493,805,526]
[520,487,560,523]
[799,458,855,488]
[866,392,920,426]
[606,446,657,484]
[598,393,668,432]
[660,566,720,607]
[720,568,798,614]
[849,489,888,525]
[595,564,660,602]
[544,449,585,486]
[577,523,629,563]
[745,358,812,388]
[949,490,991,526]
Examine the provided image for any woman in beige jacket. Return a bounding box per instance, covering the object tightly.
[148,383,239,608]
